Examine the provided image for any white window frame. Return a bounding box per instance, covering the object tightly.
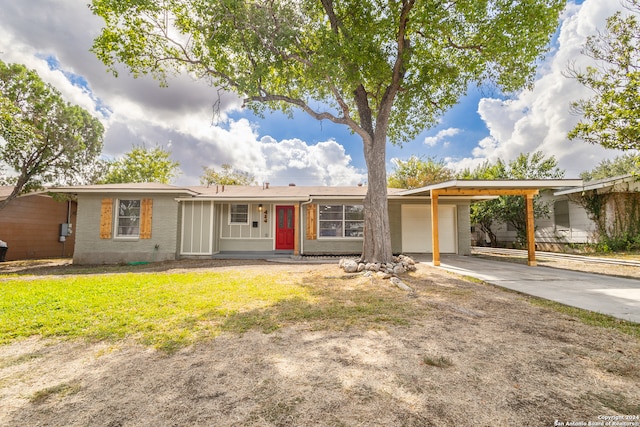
[318,204,364,239]
[115,199,141,239]
[229,203,249,225]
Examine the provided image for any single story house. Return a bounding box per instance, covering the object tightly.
[0,186,77,261]
[554,174,640,246]
[51,179,582,266]
[487,175,639,251]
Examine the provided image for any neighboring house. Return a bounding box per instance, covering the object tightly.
[52,179,582,265]
[489,189,594,250]
[0,186,76,261]
[486,175,639,251]
[554,174,640,247]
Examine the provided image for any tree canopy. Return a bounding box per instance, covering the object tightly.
[567,0,640,151]
[580,153,640,181]
[98,145,180,184]
[458,159,507,247]
[387,155,454,189]
[0,60,104,210]
[200,164,255,186]
[461,152,564,246]
[91,0,565,262]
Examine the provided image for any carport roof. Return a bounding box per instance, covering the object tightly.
[398,179,584,197]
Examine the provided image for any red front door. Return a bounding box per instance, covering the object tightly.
[276,206,295,250]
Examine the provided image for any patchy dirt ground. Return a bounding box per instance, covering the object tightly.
[1,260,639,426]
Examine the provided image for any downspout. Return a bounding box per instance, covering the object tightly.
[300,199,313,256]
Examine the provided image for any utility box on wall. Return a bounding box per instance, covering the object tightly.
[60,223,73,237]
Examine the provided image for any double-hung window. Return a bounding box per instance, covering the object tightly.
[230,204,249,224]
[319,204,364,238]
[116,199,141,237]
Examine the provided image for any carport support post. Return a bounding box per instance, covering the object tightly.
[525,193,537,266]
[431,190,440,266]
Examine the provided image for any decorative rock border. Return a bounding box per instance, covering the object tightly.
[338,254,417,291]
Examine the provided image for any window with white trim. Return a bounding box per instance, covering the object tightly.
[116,199,141,237]
[230,204,249,224]
[319,205,364,238]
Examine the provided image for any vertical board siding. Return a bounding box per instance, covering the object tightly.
[182,202,194,253]
[220,203,272,239]
[181,201,213,255]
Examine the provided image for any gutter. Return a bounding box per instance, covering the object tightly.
[554,175,634,196]
[174,196,308,202]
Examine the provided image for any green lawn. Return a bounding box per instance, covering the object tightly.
[0,270,312,351]
[0,269,417,351]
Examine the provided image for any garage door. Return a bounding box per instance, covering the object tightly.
[401,204,457,253]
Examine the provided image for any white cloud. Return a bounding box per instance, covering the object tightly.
[258,137,366,186]
[423,128,461,147]
[0,0,368,187]
[450,0,628,178]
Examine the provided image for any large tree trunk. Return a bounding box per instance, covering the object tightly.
[361,132,393,264]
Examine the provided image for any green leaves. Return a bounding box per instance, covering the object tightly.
[462,152,564,246]
[387,155,454,189]
[0,60,104,208]
[90,0,565,144]
[568,0,640,151]
[200,163,255,186]
[580,153,640,181]
[99,145,180,184]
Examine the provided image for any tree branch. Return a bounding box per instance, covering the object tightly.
[447,36,483,52]
[377,0,415,129]
[321,0,341,34]
[244,93,343,124]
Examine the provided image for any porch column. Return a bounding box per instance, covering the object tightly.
[525,193,537,266]
[431,190,440,266]
[294,204,300,256]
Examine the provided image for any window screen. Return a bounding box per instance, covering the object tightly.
[116,199,141,237]
[230,204,249,224]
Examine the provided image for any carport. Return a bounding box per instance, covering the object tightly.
[398,179,583,267]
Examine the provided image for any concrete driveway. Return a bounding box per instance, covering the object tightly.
[429,255,640,324]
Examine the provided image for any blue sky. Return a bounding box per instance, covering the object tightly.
[230,84,490,173]
[0,0,628,186]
